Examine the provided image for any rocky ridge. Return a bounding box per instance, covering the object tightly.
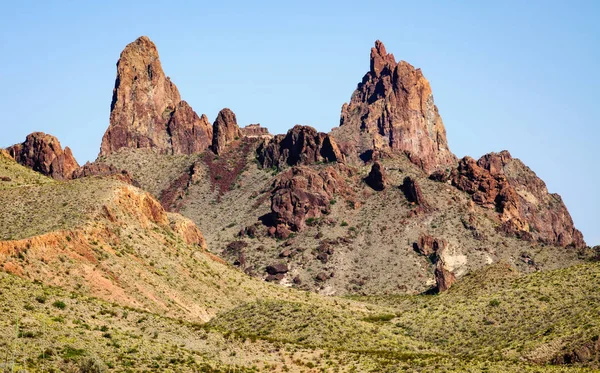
[257,125,343,169]
[450,151,584,248]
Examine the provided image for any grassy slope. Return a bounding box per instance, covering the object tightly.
[353,262,600,366]
[96,148,201,197]
[0,150,53,190]
[2,267,597,372]
[205,261,600,371]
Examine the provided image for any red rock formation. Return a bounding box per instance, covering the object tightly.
[332,40,456,173]
[267,165,353,238]
[168,101,213,154]
[211,108,241,155]
[240,124,272,138]
[451,151,585,248]
[100,36,211,156]
[401,176,429,210]
[435,260,456,292]
[257,125,343,169]
[7,132,79,180]
[414,234,447,257]
[364,161,386,191]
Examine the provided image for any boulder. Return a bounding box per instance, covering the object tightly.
[266,263,288,275]
[401,176,429,209]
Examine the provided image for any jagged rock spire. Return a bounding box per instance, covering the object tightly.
[100,36,212,156]
[332,40,456,174]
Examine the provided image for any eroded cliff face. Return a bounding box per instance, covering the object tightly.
[257,125,343,169]
[100,36,212,156]
[332,40,456,173]
[7,132,79,180]
[450,151,585,248]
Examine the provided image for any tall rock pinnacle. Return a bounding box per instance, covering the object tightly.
[100,36,212,156]
[211,108,241,155]
[332,40,456,173]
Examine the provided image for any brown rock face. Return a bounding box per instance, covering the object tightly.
[7,132,79,180]
[211,108,242,155]
[414,234,447,257]
[267,165,353,237]
[167,101,213,154]
[364,161,386,191]
[240,124,272,138]
[100,36,212,156]
[257,125,343,169]
[400,176,429,209]
[414,234,454,292]
[434,260,456,292]
[451,151,585,248]
[332,40,455,173]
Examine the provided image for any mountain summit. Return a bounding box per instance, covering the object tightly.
[333,40,455,173]
[100,36,213,156]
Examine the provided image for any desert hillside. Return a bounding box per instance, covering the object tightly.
[1,36,597,372]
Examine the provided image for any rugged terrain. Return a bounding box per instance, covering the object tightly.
[69,37,585,296]
[1,36,597,372]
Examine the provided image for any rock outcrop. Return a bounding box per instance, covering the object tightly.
[212,108,241,155]
[434,260,456,292]
[451,151,585,248]
[414,234,455,292]
[364,161,386,191]
[167,101,213,154]
[7,132,79,180]
[267,165,353,238]
[240,124,272,139]
[257,125,343,169]
[100,36,212,156]
[72,162,139,187]
[332,40,456,173]
[414,234,447,257]
[401,176,429,210]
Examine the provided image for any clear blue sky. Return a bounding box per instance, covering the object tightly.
[1,1,598,245]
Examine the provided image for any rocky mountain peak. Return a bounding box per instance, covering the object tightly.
[7,132,79,180]
[100,36,212,156]
[332,40,456,174]
[370,40,396,76]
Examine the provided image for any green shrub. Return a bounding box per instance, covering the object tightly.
[52,300,67,309]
